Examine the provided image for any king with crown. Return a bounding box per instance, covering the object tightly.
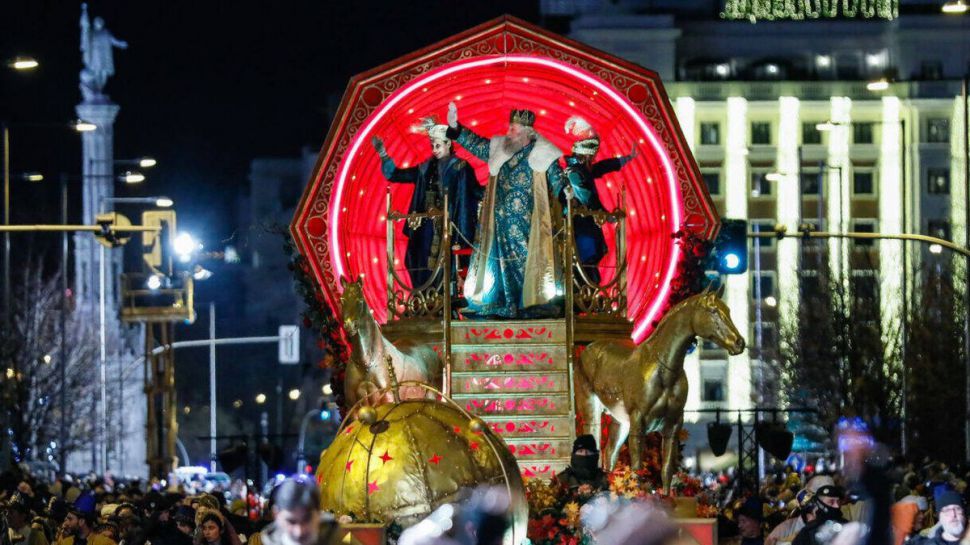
[446,101,566,319]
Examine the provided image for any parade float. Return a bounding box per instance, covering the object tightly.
[289,16,737,545]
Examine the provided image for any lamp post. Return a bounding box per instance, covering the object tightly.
[99,194,169,473]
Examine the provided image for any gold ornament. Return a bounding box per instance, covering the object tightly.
[576,289,745,494]
[318,399,527,544]
[357,406,378,425]
[469,418,486,434]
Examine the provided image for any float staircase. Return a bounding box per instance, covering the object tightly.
[449,319,575,479]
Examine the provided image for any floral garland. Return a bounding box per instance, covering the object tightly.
[283,235,350,405]
[524,461,718,545]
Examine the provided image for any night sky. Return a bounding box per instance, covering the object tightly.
[1,1,539,254]
[1,1,541,464]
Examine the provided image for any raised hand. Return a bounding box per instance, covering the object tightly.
[371,136,386,156]
[447,101,458,128]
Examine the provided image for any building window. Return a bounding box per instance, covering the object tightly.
[927,118,950,143]
[853,122,874,144]
[801,171,821,195]
[751,122,771,145]
[751,220,775,248]
[702,171,721,196]
[852,170,875,196]
[752,272,776,298]
[800,271,822,293]
[927,219,951,241]
[751,172,772,197]
[802,122,822,145]
[702,379,725,402]
[851,274,878,300]
[928,168,950,194]
[853,220,877,248]
[700,122,720,146]
[756,322,778,349]
[920,61,943,80]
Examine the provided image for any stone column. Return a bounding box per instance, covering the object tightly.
[74,102,121,317]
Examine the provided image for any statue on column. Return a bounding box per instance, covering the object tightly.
[79,3,128,102]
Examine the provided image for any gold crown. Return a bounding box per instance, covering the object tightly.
[509,109,536,127]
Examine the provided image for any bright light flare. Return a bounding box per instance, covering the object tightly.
[866,79,890,92]
[120,171,145,184]
[288,388,301,400]
[173,233,202,262]
[929,244,943,254]
[139,157,158,168]
[255,393,267,404]
[23,173,43,182]
[74,120,97,132]
[155,197,174,208]
[10,57,39,70]
[942,0,969,13]
[146,274,163,290]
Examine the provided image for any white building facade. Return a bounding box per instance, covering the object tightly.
[543,0,970,465]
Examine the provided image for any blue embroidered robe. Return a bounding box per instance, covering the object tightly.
[453,125,565,318]
[380,154,482,288]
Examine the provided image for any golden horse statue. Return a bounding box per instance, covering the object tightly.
[340,277,443,406]
[575,288,745,492]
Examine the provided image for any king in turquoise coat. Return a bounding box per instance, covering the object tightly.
[446,105,566,318]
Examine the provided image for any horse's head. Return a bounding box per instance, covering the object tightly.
[339,276,369,337]
[690,287,745,355]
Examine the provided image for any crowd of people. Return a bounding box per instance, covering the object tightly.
[0,471,332,545]
[4,453,970,545]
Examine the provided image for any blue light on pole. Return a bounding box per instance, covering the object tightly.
[714,219,748,274]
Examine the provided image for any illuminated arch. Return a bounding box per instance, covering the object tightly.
[292,17,718,342]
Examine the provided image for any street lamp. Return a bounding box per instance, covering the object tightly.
[8,57,39,71]
[942,0,969,14]
[73,120,97,132]
[866,78,890,92]
[119,171,145,184]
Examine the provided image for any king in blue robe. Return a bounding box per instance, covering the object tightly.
[372,122,482,290]
[446,104,566,319]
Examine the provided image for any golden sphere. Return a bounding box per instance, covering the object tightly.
[357,406,378,424]
[469,418,487,434]
[316,400,526,544]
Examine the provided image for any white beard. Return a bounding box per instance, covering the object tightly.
[502,136,528,154]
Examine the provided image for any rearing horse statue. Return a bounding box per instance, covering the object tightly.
[575,287,745,493]
[340,277,443,406]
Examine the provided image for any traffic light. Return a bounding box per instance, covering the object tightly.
[713,219,748,274]
[707,421,733,457]
[756,421,794,460]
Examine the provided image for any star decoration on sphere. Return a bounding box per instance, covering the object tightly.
[470,442,480,451]
[367,480,379,494]
[429,454,442,465]
[379,451,393,464]
[345,460,354,472]
[453,426,462,434]
[343,425,355,435]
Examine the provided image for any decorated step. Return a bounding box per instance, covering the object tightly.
[519,460,569,479]
[504,437,573,460]
[452,372,569,394]
[451,320,566,345]
[453,392,571,416]
[450,344,568,372]
[479,416,574,439]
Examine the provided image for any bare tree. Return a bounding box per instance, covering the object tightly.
[778,250,902,447]
[0,261,100,467]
